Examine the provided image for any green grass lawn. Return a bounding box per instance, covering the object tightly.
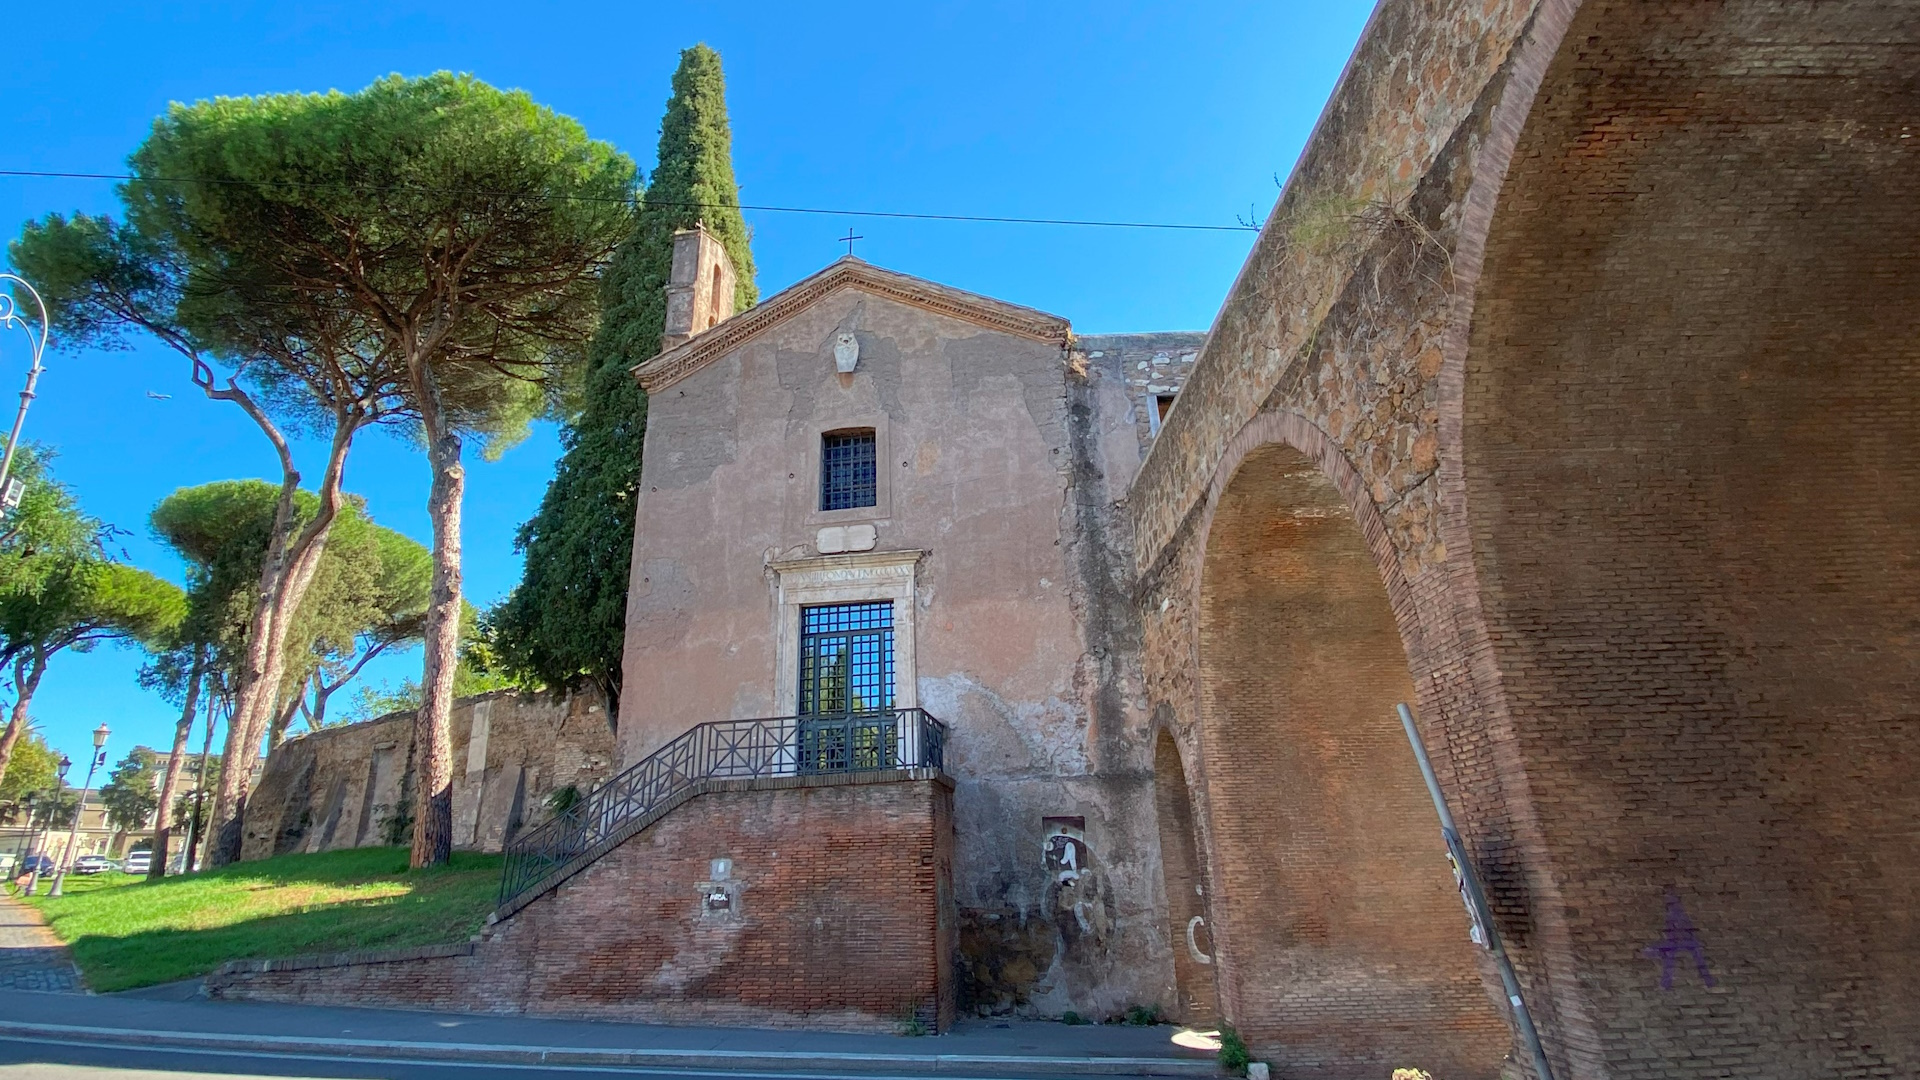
[22,847,503,991]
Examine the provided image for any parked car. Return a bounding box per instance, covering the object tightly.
[16,854,54,877]
[71,854,115,875]
[122,850,152,875]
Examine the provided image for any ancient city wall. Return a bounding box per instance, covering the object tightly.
[213,774,956,1034]
[240,689,617,862]
[1127,0,1920,1077]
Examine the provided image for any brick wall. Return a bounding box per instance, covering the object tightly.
[212,773,956,1033]
[241,689,616,861]
[1126,0,1920,1077]
[1151,730,1217,1026]
[1453,2,1920,1074]
[1197,443,1505,1078]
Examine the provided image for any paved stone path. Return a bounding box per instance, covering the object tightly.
[0,893,80,992]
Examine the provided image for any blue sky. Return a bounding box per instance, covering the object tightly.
[1,1,1372,772]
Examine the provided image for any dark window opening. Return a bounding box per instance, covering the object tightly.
[1156,394,1177,422]
[821,430,877,511]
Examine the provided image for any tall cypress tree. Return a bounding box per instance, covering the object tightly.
[494,44,756,715]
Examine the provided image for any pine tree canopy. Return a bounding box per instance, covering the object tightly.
[99,748,164,834]
[494,43,757,714]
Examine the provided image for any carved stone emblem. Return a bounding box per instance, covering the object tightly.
[833,332,860,373]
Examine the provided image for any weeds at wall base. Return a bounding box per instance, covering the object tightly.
[1217,1024,1250,1074]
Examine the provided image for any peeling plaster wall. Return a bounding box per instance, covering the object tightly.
[621,285,1199,1017]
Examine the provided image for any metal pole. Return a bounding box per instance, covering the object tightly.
[0,274,49,502]
[49,728,108,897]
[19,800,46,896]
[1398,702,1557,1080]
[22,756,69,896]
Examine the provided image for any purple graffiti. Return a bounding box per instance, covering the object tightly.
[1643,890,1716,990]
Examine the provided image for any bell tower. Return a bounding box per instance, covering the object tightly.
[661,225,738,351]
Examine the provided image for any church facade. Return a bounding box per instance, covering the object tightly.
[620,228,1205,1018]
[223,229,1224,1029]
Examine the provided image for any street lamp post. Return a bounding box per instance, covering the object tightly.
[0,273,50,507]
[20,755,70,896]
[48,725,108,898]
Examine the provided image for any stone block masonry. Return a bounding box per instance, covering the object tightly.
[241,689,616,862]
[1074,333,1205,460]
[211,772,957,1034]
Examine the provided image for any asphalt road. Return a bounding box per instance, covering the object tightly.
[0,1036,1186,1080]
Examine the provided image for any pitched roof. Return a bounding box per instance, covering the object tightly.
[632,256,1073,392]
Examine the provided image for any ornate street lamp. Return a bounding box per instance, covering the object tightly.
[20,754,69,896]
[0,273,50,510]
[48,725,108,897]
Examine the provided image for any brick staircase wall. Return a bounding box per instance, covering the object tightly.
[210,771,956,1033]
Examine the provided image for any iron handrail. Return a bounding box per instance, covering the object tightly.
[497,708,946,909]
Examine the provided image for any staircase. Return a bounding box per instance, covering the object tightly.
[494,709,947,918]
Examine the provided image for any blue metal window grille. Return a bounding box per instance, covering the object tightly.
[799,601,894,717]
[798,601,896,772]
[820,431,877,511]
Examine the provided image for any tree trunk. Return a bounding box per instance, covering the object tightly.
[181,691,223,874]
[596,669,621,736]
[206,419,361,866]
[204,465,302,867]
[410,416,463,869]
[150,648,204,880]
[266,690,301,752]
[0,649,51,792]
[308,675,331,730]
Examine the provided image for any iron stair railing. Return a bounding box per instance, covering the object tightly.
[496,708,947,914]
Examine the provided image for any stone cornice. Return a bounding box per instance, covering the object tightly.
[767,548,927,580]
[634,258,1072,392]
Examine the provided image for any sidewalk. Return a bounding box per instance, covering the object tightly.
[0,988,1221,1077]
[0,894,80,993]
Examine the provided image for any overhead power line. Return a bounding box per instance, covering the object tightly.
[0,169,1260,234]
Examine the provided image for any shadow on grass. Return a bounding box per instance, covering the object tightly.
[137,846,504,889]
[30,846,505,992]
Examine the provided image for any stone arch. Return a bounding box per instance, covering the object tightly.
[1190,415,1506,1079]
[1152,725,1217,1025]
[1437,0,1920,1074]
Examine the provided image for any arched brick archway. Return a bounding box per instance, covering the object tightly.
[1191,422,1506,1080]
[1432,0,1920,1073]
[1130,1,1918,1074]
[1152,728,1218,1026]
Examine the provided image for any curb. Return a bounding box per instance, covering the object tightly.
[0,1019,1223,1077]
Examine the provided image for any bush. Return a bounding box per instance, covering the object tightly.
[375,802,413,846]
[1218,1025,1251,1073]
[1060,1010,1091,1026]
[894,1000,930,1037]
[1121,1003,1164,1026]
[546,784,583,818]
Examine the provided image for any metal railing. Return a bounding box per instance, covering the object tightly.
[497,708,947,911]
